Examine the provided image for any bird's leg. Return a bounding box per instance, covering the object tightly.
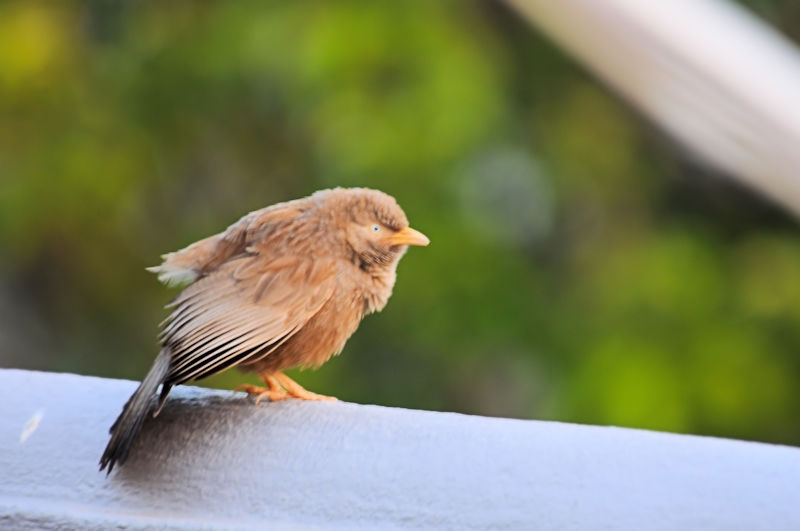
[234,372,337,403]
[233,375,289,404]
[275,372,337,402]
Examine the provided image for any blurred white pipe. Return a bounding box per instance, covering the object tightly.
[505,0,800,216]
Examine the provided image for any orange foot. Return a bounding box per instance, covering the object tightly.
[233,375,287,404]
[233,372,337,404]
[275,372,337,402]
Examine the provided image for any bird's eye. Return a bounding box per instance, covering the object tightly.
[370,224,381,233]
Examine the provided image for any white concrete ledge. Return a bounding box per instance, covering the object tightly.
[1,368,799,530]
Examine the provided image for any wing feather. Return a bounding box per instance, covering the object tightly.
[161,255,338,385]
[148,197,312,287]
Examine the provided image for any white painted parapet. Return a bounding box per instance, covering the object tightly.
[1,369,798,529]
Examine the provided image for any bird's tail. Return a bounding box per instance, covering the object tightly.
[99,348,172,474]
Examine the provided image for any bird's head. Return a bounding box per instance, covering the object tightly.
[318,188,429,272]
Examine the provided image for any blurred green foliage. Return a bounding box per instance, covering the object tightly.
[2,1,800,445]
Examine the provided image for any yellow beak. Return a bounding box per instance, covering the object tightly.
[385,227,430,247]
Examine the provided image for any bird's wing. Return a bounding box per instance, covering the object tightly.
[160,254,339,385]
[147,199,310,287]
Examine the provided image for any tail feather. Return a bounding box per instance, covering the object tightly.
[99,349,172,474]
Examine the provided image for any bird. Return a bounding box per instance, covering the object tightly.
[99,187,429,473]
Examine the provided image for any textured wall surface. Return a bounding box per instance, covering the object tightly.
[1,368,799,530]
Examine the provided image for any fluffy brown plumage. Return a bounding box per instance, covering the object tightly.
[100,188,429,473]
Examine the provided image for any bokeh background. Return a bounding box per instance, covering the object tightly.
[2,1,800,446]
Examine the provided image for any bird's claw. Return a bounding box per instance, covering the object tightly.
[273,372,338,402]
[288,389,337,402]
[233,379,337,403]
[233,383,289,403]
